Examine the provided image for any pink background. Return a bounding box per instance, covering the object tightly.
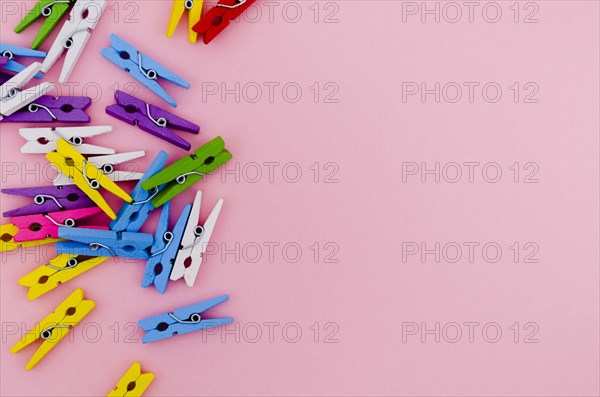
[1,1,599,396]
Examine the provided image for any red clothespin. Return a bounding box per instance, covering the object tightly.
[192,0,256,44]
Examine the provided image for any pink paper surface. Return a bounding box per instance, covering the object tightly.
[1,1,599,396]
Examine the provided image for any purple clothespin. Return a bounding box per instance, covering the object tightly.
[0,56,7,67]
[106,90,199,151]
[2,185,95,217]
[0,57,9,85]
[1,96,91,123]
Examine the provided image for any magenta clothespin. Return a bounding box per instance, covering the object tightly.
[106,90,199,150]
[10,207,107,242]
[2,185,95,217]
[1,96,92,123]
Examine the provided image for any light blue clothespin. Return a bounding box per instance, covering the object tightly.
[138,295,234,343]
[0,43,46,78]
[100,34,190,107]
[56,227,154,260]
[141,202,190,293]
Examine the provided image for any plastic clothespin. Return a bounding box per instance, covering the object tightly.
[171,191,223,287]
[107,362,155,397]
[19,254,108,300]
[2,185,95,217]
[46,139,134,219]
[0,224,61,252]
[106,90,199,150]
[41,0,107,82]
[52,151,146,186]
[14,0,75,49]
[19,126,115,155]
[0,43,46,76]
[110,151,169,233]
[167,0,204,43]
[9,206,106,243]
[2,96,92,123]
[193,0,256,44]
[141,137,232,208]
[0,62,55,120]
[142,202,191,294]
[10,288,95,370]
[101,34,190,107]
[56,227,153,260]
[138,295,233,343]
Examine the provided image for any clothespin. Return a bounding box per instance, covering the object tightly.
[0,224,61,252]
[46,139,134,219]
[138,295,233,343]
[171,191,223,287]
[107,362,154,397]
[101,34,190,107]
[10,288,95,370]
[193,0,256,44]
[142,202,191,294]
[41,0,107,82]
[2,95,92,123]
[20,126,114,155]
[9,206,106,243]
[0,56,7,68]
[0,62,55,120]
[19,254,108,300]
[106,90,199,150]
[14,0,75,49]
[167,0,204,43]
[52,150,146,186]
[2,185,95,217]
[56,227,153,260]
[110,151,169,233]
[0,43,46,76]
[141,137,232,207]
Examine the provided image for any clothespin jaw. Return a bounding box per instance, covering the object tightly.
[56,227,153,260]
[141,137,232,207]
[10,288,95,370]
[2,96,92,123]
[46,139,133,220]
[19,254,108,300]
[171,191,223,287]
[20,126,114,154]
[107,362,155,397]
[0,223,61,253]
[0,43,46,76]
[100,34,190,107]
[142,203,191,294]
[106,90,200,150]
[110,151,169,233]
[193,0,256,44]
[14,0,75,49]
[167,0,204,43]
[41,0,107,82]
[1,62,55,120]
[138,295,234,343]
[2,185,95,217]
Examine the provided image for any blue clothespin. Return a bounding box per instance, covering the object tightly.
[142,202,191,293]
[110,151,169,233]
[0,43,46,78]
[138,295,234,344]
[56,227,154,260]
[100,34,190,107]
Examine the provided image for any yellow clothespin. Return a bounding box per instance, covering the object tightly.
[167,0,204,43]
[46,139,133,220]
[0,223,61,252]
[19,254,109,300]
[10,288,95,370]
[108,362,155,397]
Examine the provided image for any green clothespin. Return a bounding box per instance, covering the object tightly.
[14,0,74,50]
[141,136,233,208]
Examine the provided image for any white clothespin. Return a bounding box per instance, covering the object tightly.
[41,0,107,82]
[20,126,115,154]
[0,62,54,120]
[53,151,146,185]
[171,191,223,287]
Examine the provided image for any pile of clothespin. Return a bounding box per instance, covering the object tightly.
[1,0,256,394]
